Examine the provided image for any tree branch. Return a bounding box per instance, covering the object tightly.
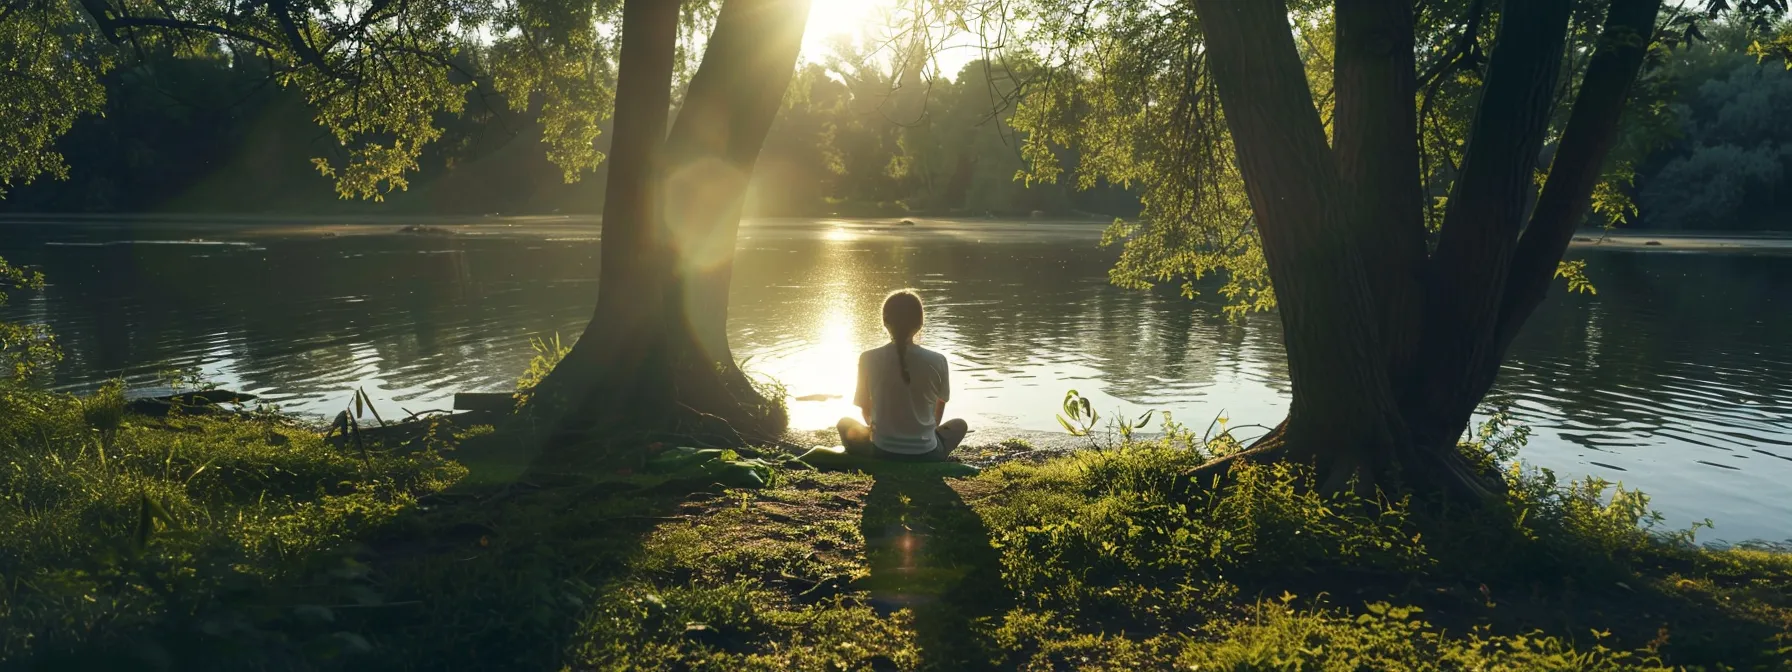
[1414,0,1573,440]
[1492,0,1663,354]
[267,0,332,72]
[100,14,281,51]
[1417,0,1490,88]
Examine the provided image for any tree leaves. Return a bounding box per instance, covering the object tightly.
[1,0,628,201]
[0,0,109,198]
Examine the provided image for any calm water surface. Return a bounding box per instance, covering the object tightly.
[3,217,1789,542]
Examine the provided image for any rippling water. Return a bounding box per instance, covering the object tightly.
[2,217,1789,542]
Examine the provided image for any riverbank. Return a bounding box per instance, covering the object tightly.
[1572,229,1792,253]
[3,389,1788,670]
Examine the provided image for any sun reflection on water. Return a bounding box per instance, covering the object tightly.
[779,299,864,429]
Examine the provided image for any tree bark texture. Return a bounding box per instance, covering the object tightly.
[664,0,812,390]
[1333,0,1427,395]
[1190,0,1414,492]
[533,0,812,449]
[1190,0,1662,499]
[1414,0,1573,449]
[534,0,681,429]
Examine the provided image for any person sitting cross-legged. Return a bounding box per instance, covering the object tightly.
[836,289,968,461]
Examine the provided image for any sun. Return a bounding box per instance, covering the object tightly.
[801,0,886,57]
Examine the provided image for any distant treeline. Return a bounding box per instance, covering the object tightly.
[0,38,1137,220]
[2,30,1786,230]
[1628,23,1792,231]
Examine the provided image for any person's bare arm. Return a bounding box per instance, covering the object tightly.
[855,352,873,430]
[935,399,947,424]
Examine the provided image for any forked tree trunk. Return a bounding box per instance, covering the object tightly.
[1188,0,1662,500]
[1411,0,1663,454]
[1409,0,1573,449]
[531,0,811,454]
[1188,0,1417,494]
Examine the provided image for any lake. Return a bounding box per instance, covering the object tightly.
[3,216,1789,543]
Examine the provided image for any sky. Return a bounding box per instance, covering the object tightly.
[799,0,989,79]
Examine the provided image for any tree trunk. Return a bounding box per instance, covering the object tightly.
[1333,0,1427,396]
[1410,0,1573,450]
[530,0,811,454]
[1188,0,1660,500]
[1493,0,1662,368]
[1189,0,1416,493]
[665,0,812,400]
[1462,0,1665,431]
[531,0,681,435]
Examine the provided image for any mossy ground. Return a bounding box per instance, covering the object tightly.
[2,389,1789,670]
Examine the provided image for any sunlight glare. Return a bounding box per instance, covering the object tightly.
[781,299,864,429]
[801,0,887,58]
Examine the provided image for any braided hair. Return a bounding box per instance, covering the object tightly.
[882,290,924,384]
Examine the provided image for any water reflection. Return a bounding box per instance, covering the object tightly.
[0,219,1787,541]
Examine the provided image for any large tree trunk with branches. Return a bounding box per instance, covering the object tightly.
[1188,0,1663,499]
[530,0,811,457]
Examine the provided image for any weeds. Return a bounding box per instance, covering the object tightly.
[513,333,571,410]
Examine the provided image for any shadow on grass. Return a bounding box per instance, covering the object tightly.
[15,425,689,671]
[858,473,1012,671]
[324,429,697,670]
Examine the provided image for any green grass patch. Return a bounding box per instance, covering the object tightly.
[2,385,1788,670]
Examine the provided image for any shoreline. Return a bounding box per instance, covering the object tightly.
[8,215,1792,251]
[1570,229,1792,253]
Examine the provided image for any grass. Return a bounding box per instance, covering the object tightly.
[2,385,1789,670]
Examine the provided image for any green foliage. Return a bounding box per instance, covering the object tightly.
[0,387,466,666]
[1635,32,1792,229]
[753,50,1094,218]
[513,332,571,409]
[1554,259,1599,295]
[1053,389,1100,439]
[1009,0,1273,316]
[1174,599,1672,671]
[0,0,633,202]
[0,0,109,197]
[3,399,1787,668]
[982,454,1431,627]
[486,0,621,184]
[973,439,1788,668]
[0,255,59,384]
[1464,405,1534,470]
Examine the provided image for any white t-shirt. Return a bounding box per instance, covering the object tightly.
[854,342,950,454]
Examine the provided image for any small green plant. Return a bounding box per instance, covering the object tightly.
[1554,259,1599,294]
[157,366,220,394]
[1056,389,1179,450]
[81,380,127,466]
[1056,389,1100,440]
[324,387,386,464]
[1463,404,1532,471]
[514,333,571,409]
[734,355,789,428]
[1199,410,1249,457]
